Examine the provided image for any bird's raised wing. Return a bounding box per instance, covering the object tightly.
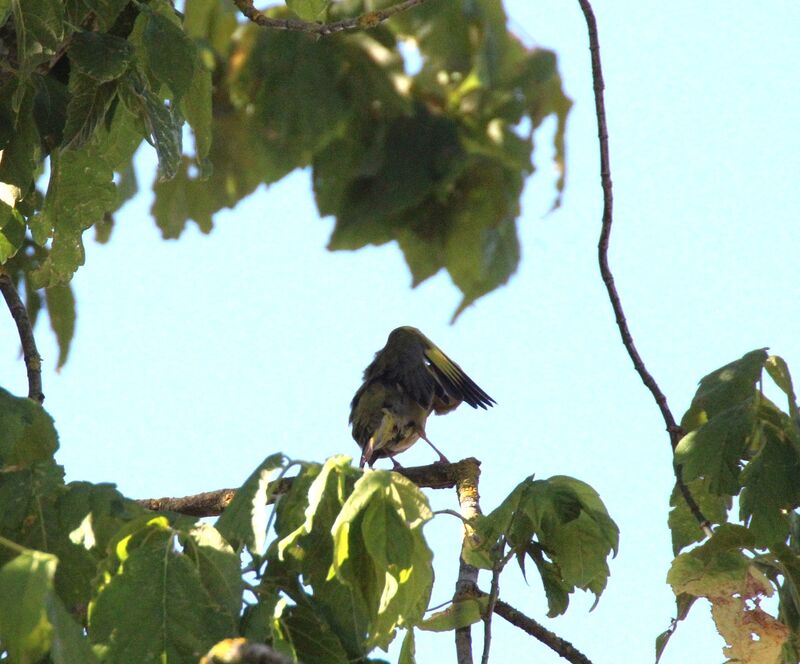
[423,345,495,410]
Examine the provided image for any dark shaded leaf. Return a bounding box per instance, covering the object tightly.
[45,281,76,370]
[0,388,59,467]
[89,522,234,663]
[68,31,135,83]
[142,10,196,101]
[0,201,26,262]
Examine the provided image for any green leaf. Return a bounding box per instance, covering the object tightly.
[398,628,415,664]
[0,200,26,262]
[142,10,196,101]
[77,0,129,30]
[0,464,65,554]
[11,0,64,80]
[327,470,434,649]
[184,524,244,621]
[47,592,100,664]
[215,453,287,554]
[243,30,352,163]
[527,544,571,617]
[0,548,58,662]
[183,0,238,56]
[68,31,135,83]
[418,597,487,632]
[766,355,798,413]
[680,349,768,432]
[286,0,329,21]
[326,109,464,251]
[119,72,182,180]
[62,72,119,150]
[668,477,730,555]
[45,282,76,369]
[89,528,234,663]
[674,402,755,495]
[283,604,350,664]
[739,421,800,547]
[0,388,59,467]
[277,456,356,585]
[0,91,40,190]
[479,475,617,611]
[30,147,116,287]
[32,73,69,150]
[180,59,213,166]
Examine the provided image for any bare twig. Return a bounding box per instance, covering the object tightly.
[481,567,499,664]
[452,458,482,664]
[137,458,475,516]
[0,273,44,403]
[493,598,593,664]
[576,0,711,536]
[231,0,428,36]
[434,508,469,523]
[481,547,512,664]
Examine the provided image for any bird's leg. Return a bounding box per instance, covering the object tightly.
[390,457,403,470]
[419,431,450,464]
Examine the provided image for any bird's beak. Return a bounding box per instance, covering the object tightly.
[360,436,376,468]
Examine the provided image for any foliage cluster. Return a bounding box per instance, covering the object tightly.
[0,0,570,366]
[2,1,800,662]
[0,403,618,662]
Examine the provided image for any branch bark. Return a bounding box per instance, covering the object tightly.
[493,598,593,664]
[231,0,428,36]
[136,459,471,516]
[576,0,711,535]
[452,458,482,664]
[0,273,44,403]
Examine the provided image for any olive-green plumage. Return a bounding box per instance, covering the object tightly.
[350,326,495,468]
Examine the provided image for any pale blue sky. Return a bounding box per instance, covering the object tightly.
[2,3,799,663]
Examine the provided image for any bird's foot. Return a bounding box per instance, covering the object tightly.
[391,458,404,470]
[434,453,450,465]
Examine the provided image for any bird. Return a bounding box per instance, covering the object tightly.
[349,326,495,468]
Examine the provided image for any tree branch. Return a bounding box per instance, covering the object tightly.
[452,458,482,664]
[492,598,593,664]
[231,0,428,36]
[0,273,44,403]
[136,458,475,516]
[576,0,711,535]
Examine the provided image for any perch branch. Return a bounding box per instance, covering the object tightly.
[0,273,44,403]
[576,0,711,535]
[492,598,593,664]
[231,0,428,36]
[452,458,482,664]
[136,458,474,516]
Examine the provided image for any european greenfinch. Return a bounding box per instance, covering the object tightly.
[350,326,495,468]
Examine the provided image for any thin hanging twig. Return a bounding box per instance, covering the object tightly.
[575,0,711,535]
